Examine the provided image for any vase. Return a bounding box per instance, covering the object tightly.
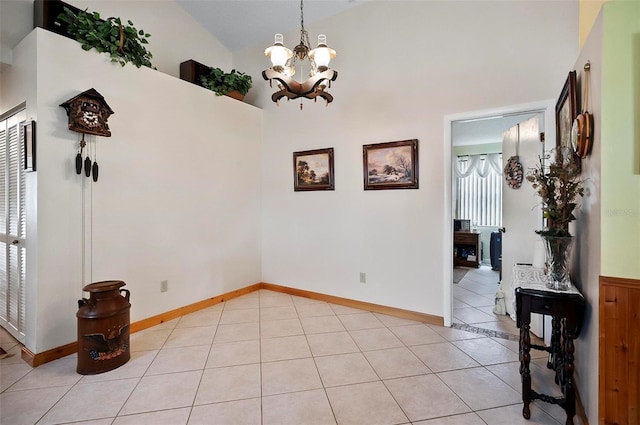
[541,236,574,290]
[225,90,245,101]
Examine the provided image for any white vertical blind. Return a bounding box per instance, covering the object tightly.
[0,110,27,341]
[0,126,6,322]
[455,154,502,227]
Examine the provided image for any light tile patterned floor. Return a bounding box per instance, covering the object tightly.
[0,287,572,425]
[452,266,520,337]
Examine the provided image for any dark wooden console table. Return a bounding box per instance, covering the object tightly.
[514,266,585,425]
[453,231,480,268]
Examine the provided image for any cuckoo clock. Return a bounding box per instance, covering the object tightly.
[60,89,114,182]
[60,88,114,137]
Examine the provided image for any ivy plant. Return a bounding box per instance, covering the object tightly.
[199,67,252,97]
[58,7,153,68]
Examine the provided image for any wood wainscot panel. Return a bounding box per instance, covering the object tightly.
[599,275,640,425]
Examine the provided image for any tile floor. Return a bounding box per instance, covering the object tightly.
[1,288,574,425]
[452,266,520,337]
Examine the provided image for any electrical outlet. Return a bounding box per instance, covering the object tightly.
[359,272,366,283]
[160,280,168,292]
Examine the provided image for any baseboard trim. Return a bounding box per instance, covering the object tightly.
[261,282,444,326]
[21,281,443,367]
[21,342,77,367]
[130,283,262,333]
[22,283,262,367]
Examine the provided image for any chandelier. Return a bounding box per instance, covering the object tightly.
[262,0,337,109]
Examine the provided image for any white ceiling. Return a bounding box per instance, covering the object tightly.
[176,0,364,52]
[0,0,362,59]
[451,113,539,147]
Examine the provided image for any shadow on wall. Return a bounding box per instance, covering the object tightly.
[634,32,640,175]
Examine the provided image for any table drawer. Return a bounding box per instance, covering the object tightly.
[454,233,478,244]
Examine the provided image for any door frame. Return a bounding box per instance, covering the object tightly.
[443,100,556,327]
[0,105,28,343]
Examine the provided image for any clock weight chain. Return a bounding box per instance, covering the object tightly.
[75,134,85,175]
[92,138,99,182]
[84,135,92,178]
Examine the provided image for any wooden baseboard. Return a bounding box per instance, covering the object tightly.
[261,282,444,326]
[130,283,262,333]
[22,283,262,367]
[21,281,443,367]
[21,342,76,368]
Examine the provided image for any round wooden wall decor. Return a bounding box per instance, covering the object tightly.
[571,62,593,159]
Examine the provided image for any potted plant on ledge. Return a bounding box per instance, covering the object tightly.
[199,67,252,101]
[57,6,154,68]
[526,146,584,290]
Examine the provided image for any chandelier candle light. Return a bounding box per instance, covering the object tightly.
[263,0,337,109]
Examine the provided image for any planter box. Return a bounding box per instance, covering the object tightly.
[179,60,210,86]
[180,60,245,101]
[34,0,82,40]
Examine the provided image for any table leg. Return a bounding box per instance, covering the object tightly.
[520,320,532,420]
[563,322,576,425]
[547,316,561,372]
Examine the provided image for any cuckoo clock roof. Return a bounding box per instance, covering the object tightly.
[59,88,114,115]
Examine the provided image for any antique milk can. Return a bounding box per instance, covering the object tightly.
[77,280,131,374]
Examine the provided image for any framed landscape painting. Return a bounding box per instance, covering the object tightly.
[363,139,419,190]
[293,148,335,191]
[555,71,578,150]
[555,70,581,168]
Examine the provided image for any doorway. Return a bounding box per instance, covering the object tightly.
[0,107,28,344]
[443,101,556,329]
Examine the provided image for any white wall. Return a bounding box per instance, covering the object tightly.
[235,1,579,317]
[570,11,602,421]
[5,29,262,353]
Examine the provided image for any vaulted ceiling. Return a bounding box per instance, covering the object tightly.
[176,0,363,52]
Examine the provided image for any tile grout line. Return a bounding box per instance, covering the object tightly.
[293,295,340,425]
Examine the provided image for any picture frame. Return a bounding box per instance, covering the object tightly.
[363,139,419,190]
[293,148,334,191]
[23,120,36,172]
[555,71,578,151]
